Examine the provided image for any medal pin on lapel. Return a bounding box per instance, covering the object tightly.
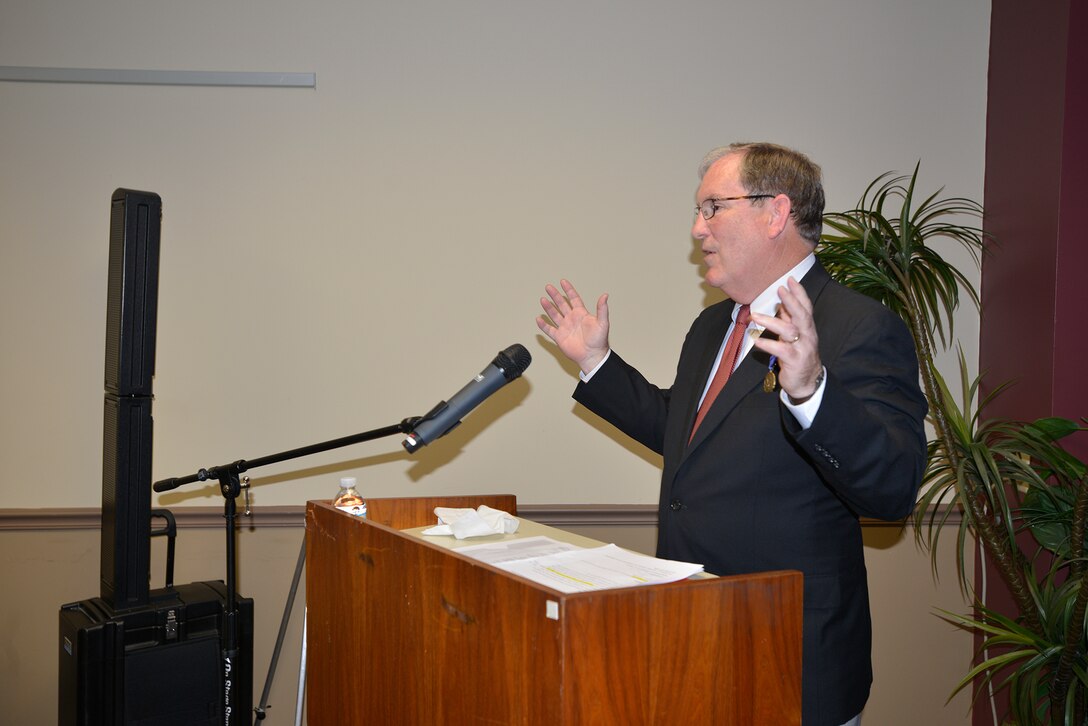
[764,355,778,393]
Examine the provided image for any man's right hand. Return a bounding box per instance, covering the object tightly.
[537,279,610,375]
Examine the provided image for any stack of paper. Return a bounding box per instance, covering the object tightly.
[454,535,704,593]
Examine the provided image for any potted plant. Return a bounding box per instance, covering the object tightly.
[818,167,1088,725]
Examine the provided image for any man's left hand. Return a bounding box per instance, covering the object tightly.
[750,277,823,403]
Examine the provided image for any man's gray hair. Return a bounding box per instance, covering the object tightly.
[698,142,825,244]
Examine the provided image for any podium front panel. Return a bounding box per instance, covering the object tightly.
[305,498,801,725]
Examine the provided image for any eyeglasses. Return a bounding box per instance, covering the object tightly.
[695,195,774,220]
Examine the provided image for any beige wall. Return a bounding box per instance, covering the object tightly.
[0,0,989,508]
[0,512,973,725]
[1,1,990,724]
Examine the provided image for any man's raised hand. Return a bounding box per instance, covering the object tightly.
[537,279,610,374]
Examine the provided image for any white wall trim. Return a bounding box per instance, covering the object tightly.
[0,66,315,87]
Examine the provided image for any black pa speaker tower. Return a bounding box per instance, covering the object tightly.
[60,189,253,725]
[101,188,161,610]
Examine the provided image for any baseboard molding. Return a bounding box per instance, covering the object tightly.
[0,503,961,531]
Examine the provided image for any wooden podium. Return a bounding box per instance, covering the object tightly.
[306,496,802,725]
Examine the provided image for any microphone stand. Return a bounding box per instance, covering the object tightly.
[153,417,421,726]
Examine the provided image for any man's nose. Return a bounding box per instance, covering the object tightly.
[691,213,709,239]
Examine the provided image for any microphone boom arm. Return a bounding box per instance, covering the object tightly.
[152,417,421,493]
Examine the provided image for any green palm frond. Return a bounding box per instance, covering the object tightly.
[912,356,1060,590]
[939,572,1088,726]
[819,164,985,349]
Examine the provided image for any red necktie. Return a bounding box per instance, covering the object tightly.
[690,304,750,441]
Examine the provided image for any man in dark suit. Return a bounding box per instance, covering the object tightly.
[536,142,927,726]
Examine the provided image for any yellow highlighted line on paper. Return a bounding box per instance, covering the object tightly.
[544,567,596,587]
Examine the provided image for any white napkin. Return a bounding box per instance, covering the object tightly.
[421,505,520,539]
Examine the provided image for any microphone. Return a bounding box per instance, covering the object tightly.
[403,344,532,453]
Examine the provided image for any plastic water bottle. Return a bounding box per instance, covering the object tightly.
[333,477,367,517]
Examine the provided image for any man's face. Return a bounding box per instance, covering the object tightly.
[691,153,776,303]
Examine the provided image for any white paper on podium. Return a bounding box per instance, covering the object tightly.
[454,535,581,565]
[456,536,703,593]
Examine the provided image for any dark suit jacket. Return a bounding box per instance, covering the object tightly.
[573,261,927,726]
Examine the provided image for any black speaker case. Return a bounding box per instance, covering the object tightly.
[58,581,254,726]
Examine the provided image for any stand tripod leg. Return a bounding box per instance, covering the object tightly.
[254,534,306,723]
[295,607,307,726]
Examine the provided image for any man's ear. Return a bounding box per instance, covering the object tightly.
[767,194,791,238]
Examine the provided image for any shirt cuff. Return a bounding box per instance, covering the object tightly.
[579,350,612,382]
[780,366,826,430]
